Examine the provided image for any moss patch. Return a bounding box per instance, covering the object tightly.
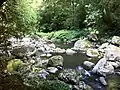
[7,59,23,72]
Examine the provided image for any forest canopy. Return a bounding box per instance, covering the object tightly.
[0,0,120,42]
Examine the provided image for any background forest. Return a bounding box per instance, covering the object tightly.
[0,0,120,42]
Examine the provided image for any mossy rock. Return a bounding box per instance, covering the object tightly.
[7,59,23,72]
[48,55,63,67]
[74,39,92,50]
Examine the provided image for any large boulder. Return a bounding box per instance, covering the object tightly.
[103,62,114,74]
[86,49,99,58]
[92,58,114,76]
[92,44,120,76]
[48,55,64,67]
[112,36,120,45]
[98,43,109,53]
[66,49,76,55]
[92,58,106,74]
[104,45,120,61]
[73,39,92,50]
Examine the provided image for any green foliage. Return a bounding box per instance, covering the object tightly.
[38,80,70,90]
[37,0,120,36]
[37,0,86,32]
[36,30,86,42]
[1,0,120,42]
[84,4,102,28]
[24,76,70,90]
[7,59,23,72]
[0,0,40,43]
[100,0,120,35]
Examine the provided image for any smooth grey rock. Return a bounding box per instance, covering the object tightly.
[40,54,47,57]
[47,67,58,74]
[92,58,106,75]
[98,63,114,76]
[55,48,66,54]
[83,61,95,68]
[66,49,76,55]
[86,49,99,58]
[103,62,114,74]
[105,45,120,61]
[73,39,92,50]
[99,77,107,86]
[92,57,115,76]
[46,53,52,57]
[99,43,109,49]
[112,36,120,45]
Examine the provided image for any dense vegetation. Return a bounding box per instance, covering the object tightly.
[0,0,120,41]
[0,0,120,90]
[37,0,120,36]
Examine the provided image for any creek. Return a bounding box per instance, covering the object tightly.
[57,43,120,90]
[0,40,120,90]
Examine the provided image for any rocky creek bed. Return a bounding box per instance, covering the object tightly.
[0,36,120,90]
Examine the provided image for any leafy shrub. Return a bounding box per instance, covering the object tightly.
[36,30,86,43]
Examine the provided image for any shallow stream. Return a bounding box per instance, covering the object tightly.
[57,43,120,90]
[0,43,120,90]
